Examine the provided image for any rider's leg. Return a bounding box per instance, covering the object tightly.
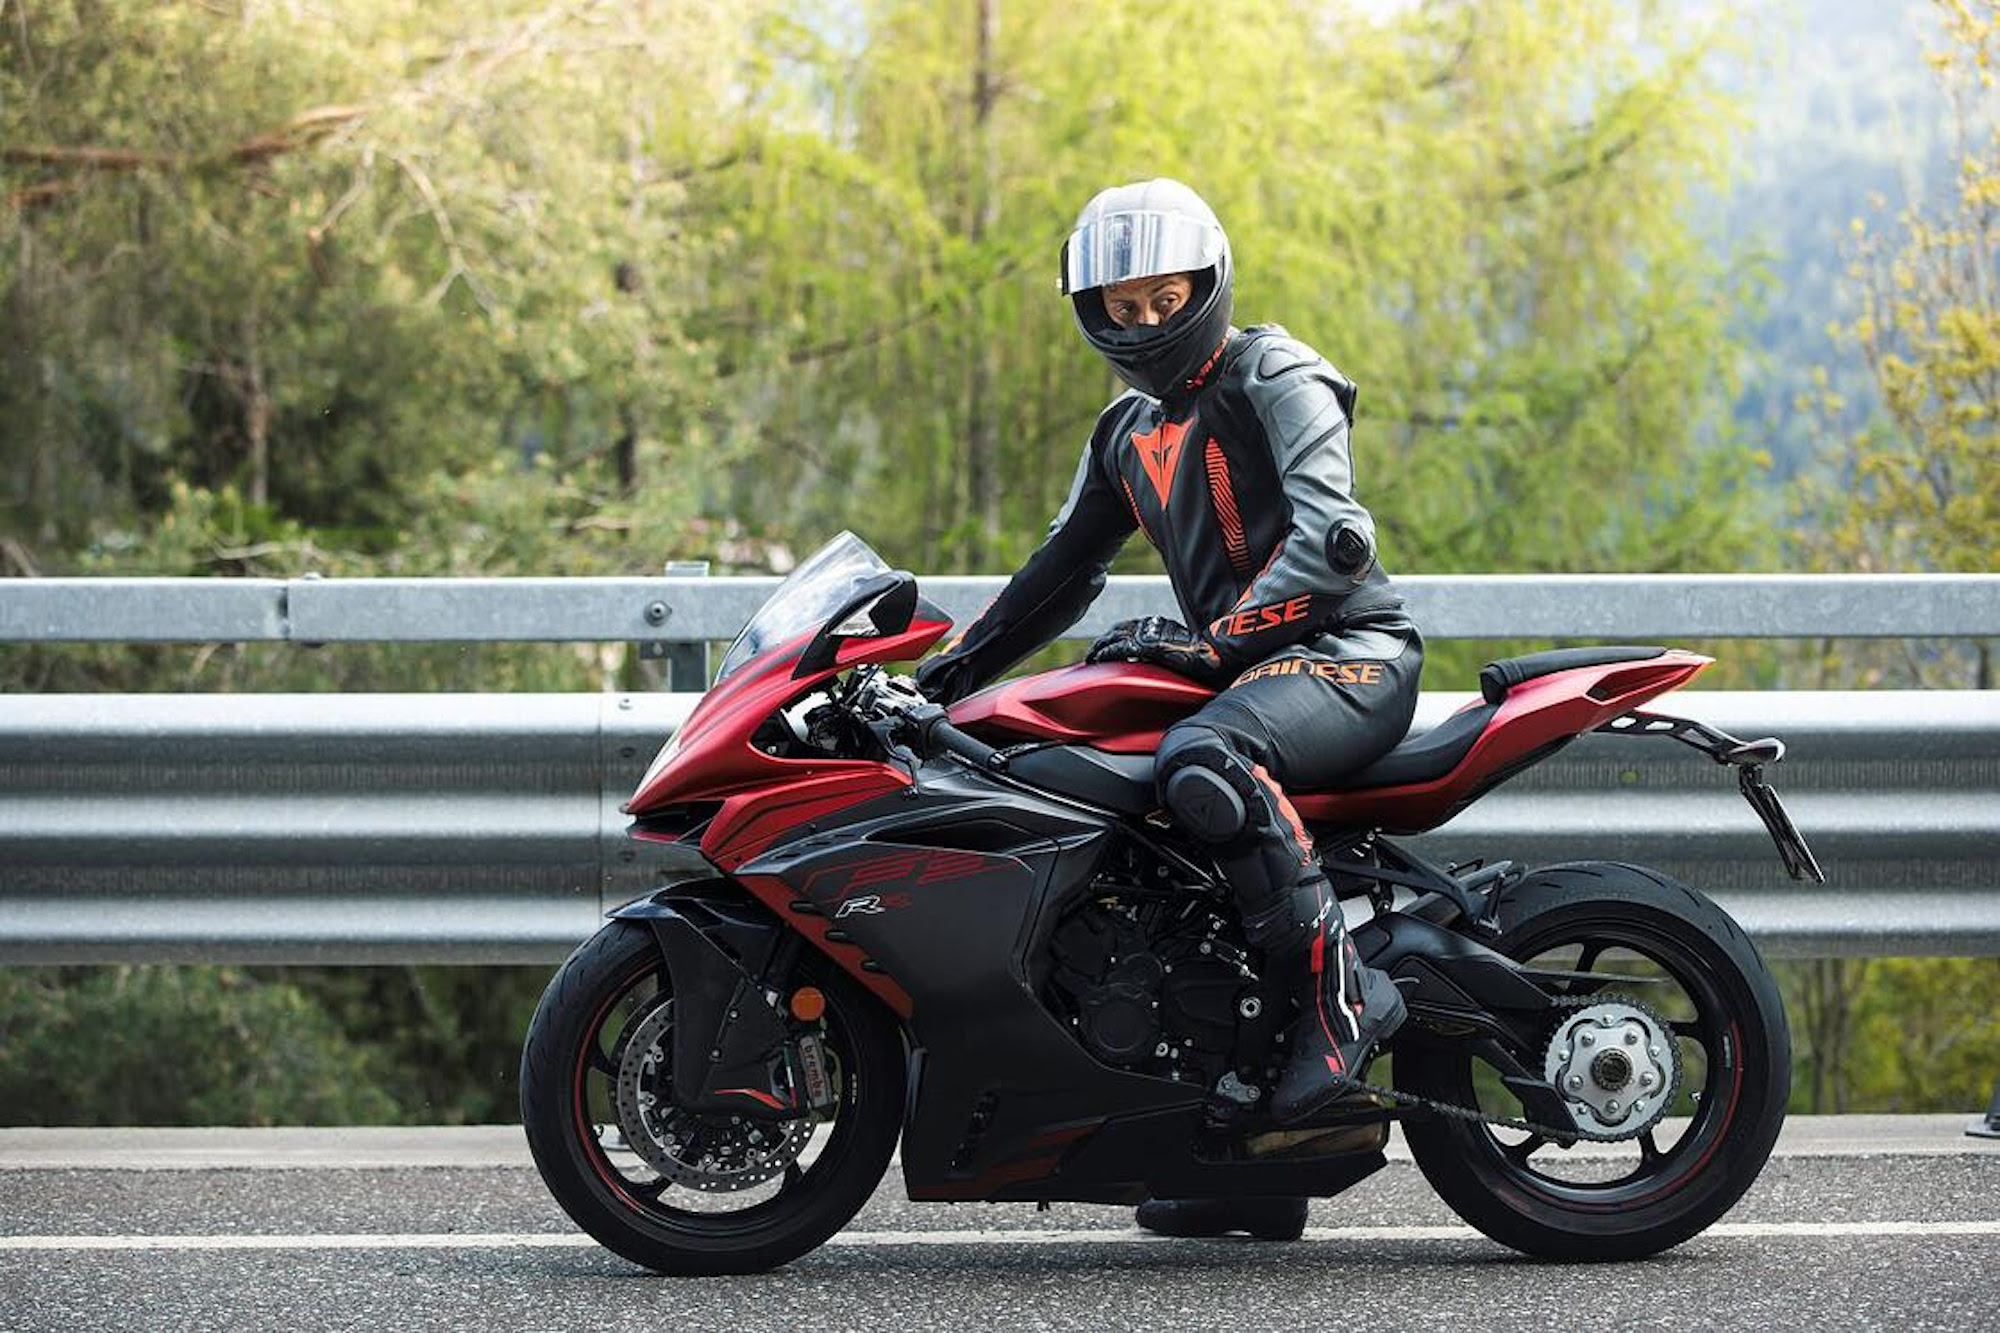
[1155,719,1402,1123]
[1155,624,1424,1121]
[1134,627,1421,1239]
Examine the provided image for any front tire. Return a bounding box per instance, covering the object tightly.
[520,920,905,1274]
[1396,861,1790,1260]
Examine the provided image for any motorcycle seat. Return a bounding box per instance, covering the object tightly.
[1477,645,1666,704]
[1327,699,1498,790]
[1001,648,1673,808]
[1004,700,1502,810]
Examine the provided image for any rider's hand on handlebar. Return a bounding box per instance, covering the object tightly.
[911,654,958,705]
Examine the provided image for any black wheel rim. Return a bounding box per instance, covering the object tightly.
[1441,912,1752,1210]
[567,957,864,1237]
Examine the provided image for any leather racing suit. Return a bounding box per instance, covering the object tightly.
[916,322,1422,1123]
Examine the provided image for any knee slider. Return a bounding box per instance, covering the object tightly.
[1157,727,1261,844]
[1163,765,1247,842]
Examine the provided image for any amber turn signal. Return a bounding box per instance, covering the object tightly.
[789,986,826,1022]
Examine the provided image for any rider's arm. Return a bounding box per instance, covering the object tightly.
[914,435,1135,705]
[1201,337,1382,670]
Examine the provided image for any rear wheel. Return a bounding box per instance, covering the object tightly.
[1395,861,1789,1260]
[520,920,905,1274]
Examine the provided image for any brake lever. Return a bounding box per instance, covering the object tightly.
[859,711,923,788]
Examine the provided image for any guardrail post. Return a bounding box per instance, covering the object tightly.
[1970,1077,2000,1139]
[652,560,710,691]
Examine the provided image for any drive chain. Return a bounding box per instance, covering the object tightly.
[1338,992,1683,1145]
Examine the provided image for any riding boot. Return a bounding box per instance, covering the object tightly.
[1134,1195,1308,1241]
[1268,877,1405,1124]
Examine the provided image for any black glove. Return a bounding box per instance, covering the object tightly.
[1085,616,1232,688]
[913,652,968,705]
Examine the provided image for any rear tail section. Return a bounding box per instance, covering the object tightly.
[1297,648,1712,831]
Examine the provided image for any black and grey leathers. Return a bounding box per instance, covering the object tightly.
[915,325,1406,706]
[918,318,1420,1130]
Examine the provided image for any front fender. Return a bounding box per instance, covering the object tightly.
[607,885,801,1120]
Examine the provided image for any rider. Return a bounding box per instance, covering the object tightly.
[914,178,1425,1241]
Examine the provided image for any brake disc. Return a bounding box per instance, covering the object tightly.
[611,998,815,1194]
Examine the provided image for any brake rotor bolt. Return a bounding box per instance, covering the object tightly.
[1639,1072,1654,1087]
[1567,1075,1584,1090]
[1624,1031,1638,1045]
[1606,1099,1620,1114]
[1649,1045,1662,1058]
[1580,1032,1595,1047]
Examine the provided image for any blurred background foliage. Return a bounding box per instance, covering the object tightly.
[0,0,1994,1123]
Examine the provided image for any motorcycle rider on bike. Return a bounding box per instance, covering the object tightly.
[915,178,1424,1242]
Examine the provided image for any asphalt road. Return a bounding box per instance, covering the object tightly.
[2,1118,1995,1331]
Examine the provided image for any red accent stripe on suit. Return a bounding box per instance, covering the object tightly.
[1204,437,1252,581]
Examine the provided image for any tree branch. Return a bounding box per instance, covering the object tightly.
[3,105,365,176]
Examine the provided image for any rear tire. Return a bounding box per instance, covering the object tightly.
[1396,861,1790,1260]
[521,920,905,1274]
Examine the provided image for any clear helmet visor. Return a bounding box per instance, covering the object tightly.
[1059,210,1226,295]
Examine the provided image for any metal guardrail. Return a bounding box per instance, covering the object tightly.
[5,572,1998,642]
[1,689,1994,964]
[1,573,1996,964]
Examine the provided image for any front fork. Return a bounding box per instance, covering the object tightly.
[609,887,837,1122]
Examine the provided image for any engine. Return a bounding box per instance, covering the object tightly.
[1043,859,1285,1100]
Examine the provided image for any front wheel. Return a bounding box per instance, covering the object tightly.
[520,920,905,1274]
[1395,861,1790,1260]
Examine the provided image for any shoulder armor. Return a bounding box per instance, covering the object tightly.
[1228,330,1358,427]
[1094,387,1149,425]
[1250,335,1318,384]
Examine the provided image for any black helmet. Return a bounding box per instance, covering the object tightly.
[1059,178,1233,401]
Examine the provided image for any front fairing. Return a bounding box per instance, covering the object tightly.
[624,534,951,818]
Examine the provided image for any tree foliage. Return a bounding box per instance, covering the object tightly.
[2,0,752,564]
[718,0,1768,584]
[0,966,398,1125]
[1797,0,2000,689]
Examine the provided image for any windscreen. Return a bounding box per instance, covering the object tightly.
[711,531,893,686]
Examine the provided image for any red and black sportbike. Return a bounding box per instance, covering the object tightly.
[521,532,1824,1274]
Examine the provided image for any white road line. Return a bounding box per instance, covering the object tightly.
[1,1221,1996,1253]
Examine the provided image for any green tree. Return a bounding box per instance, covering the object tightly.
[3,0,755,563]
[1799,0,2000,688]
[0,967,397,1125]
[708,0,1769,600]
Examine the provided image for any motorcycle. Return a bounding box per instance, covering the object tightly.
[520,531,1824,1274]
